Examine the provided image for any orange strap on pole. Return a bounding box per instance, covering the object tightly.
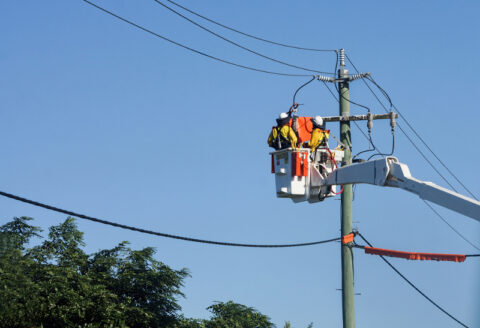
[342,233,354,244]
[364,246,466,262]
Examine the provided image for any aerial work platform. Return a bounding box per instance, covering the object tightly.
[271,147,344,203]
[271,152,480,222]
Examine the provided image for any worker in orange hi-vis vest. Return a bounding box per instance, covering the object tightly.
[308,116,329,151]
[267,112,298,150]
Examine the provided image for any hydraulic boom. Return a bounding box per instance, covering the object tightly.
[313,156,480,222]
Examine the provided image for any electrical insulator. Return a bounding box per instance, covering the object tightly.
[317,75,335,83]
[367,113,373,132]
[389,111,396,131]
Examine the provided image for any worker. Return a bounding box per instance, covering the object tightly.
[267,112,298,150]
[308,116,329,151]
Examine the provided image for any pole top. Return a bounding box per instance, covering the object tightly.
[339,49,346,68]
[338,49,348,79]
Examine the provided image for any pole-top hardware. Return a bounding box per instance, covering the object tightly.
[317,72,371,84]
[321,112,398,123]
[339,48,346,68]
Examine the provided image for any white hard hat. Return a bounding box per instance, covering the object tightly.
[279,112,289,119]
[313,115,323,126]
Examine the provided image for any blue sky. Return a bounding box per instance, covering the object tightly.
[1,0,479,327]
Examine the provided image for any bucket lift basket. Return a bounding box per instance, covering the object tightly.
[270,148,344,203]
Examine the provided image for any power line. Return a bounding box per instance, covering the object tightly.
[321,80,382,154]
[152,0,333,75]
[165,0,337,53]
[82,0,313,77]
[366,74,477,200]
[422,200,480,251]
[357,232,469,328]
[345,54,479,251]
[392,101,477,199]
[0,190,341,248]
[292,76,316,106]
[345,54,466,194]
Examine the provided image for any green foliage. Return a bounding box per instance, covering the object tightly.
[0,217,188,328]
[283,321,313,328]
[0,217,314,328]
[205,301,274,328]
[173,316,207,328]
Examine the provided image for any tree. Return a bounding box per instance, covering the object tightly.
[0,217,188,328]
[205,301,274,328]
[284,321,313,328]
[1,217,314,327]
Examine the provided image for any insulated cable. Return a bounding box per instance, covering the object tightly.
[358,232,470,328]
[366,74,473,177]
[334,83,394,160]
[152,0,334,75]
[345,54,480,251]
[367,133,395,161]
[321,80,384,157]
[292,76,316,107]
[391,100,478,200]
[329,54,390,159]
[82,0,313,77]
[345,54,466,193]
[165,0,337,53]
[0,190,341,248]
[422,200,480,251]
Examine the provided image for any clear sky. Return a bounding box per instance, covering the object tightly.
[1,0,479,327]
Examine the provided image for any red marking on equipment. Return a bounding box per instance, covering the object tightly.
[364,246,466,262]
[292,152,308,177]
[342,233,354,244]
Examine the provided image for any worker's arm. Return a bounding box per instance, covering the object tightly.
[287,127,298,148]
[308,129,322,150]
[267,128,275,147]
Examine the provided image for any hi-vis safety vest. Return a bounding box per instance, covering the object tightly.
[268,125,297,150]
[308,128,330,150]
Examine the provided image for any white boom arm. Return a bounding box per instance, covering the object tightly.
[312,156,480,222]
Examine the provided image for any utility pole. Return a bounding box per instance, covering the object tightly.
[316,50,392,327]
[338,48,355,328]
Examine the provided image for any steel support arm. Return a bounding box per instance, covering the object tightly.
[315,157,480,222]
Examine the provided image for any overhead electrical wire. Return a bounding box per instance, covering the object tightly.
[152,0,333,75]
[0,190,341,248]
[366,73,477,201]
[329,52,389,159]
[321,80,383,156]
[367,133,395,160]
[422,200,480,251]
[82,0,313,77]
[292,76,316,107]
[357,233,470,328]
[345,54,480,251]
[333,78,395,160]
[345,54,470,195]
[165,0,337,53]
